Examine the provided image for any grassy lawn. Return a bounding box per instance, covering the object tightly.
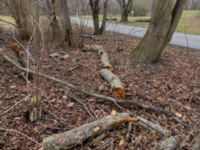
[86,10,200,35]
[1,10,200,35]
[0,15,15,30]
[112,10,200,35]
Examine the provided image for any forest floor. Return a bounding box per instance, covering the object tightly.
[0,28,200,150]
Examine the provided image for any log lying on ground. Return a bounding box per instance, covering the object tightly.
[83,44,113,71]
[156,136,179,150]
[99,69,125,99]
[0,48,182,120]
[192,132,200,150]
[83,44,125,98]
[138,117,169,135]
[42,113,139,150]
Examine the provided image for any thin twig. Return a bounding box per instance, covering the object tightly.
[69,94,96,120]
[0,127,40,145]
[0,95,31,116]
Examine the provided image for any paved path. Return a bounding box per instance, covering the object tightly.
[72,18,200,50]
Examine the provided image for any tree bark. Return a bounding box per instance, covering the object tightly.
[89,0,109,35]
[48,0,60,41]
[131,0,186,63]
[7,0,35,39]
[99,69,125,99]
[60,0,75,47]
[117,0,133,22]
[100,0,109,34]
[42,113,139,150]
[83,44,113,70]
[192,132,200,150]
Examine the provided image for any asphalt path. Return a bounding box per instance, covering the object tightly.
[71,18,200,50]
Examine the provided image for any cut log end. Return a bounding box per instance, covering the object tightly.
[105,66,114,72]
[112,87,125,99]
[10,42,23,55]
[99,69,125,99]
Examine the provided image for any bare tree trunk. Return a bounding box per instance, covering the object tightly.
[48,0,60,41]
[89,0,101,35]
[60,0,75,47]
[32,0,41,57]
[7,0,35,39]
[117,0,133,22]
[100,0,109,34]
[89,0,109,35]
[131,0,186,63]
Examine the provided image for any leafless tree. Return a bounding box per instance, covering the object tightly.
[7,0,37,39]
[89,0,109,35]
[116,0,133,22]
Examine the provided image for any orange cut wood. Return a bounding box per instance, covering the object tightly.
[10,42,22,55]
[112,87,125,99]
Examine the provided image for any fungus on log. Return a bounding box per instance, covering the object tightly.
[99,69,125,99]
[83,44,113,71]
[42,113,139,150]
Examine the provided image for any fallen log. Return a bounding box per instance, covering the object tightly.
[42,113,139,150]
[99,69,125,99]
[0,48,182,120]
[192,132,200,150]
[138,117,169,135]
[83,44,113,71]
[156,136,179,150]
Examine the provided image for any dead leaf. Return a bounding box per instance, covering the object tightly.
[175,112,182,118]
[60,54,70,60]
[62,95,67,100]
[50,52,59,58]
[67,102,75,107]
[10,85,16,89]
[119,137,125,146]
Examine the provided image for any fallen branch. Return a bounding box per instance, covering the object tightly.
[69,94,96,120]
[138,117,169,135]
[0,48,181,119]
[156,136,179,150]
[0,95,31,116]
[42,113,139,150]
[83,44,113,71]
[99,69,125,98]
[192,132,200,150]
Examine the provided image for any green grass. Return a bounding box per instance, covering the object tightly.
[0,15,15,30]
[85,10,200,35]
[112,10,200,35]
[1,10,200,34]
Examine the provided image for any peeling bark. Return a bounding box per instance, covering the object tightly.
[83,44,113,71]
[42,113,139,150]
